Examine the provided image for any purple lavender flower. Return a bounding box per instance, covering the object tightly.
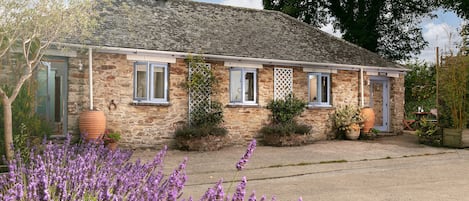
[298,197,303,201]
[0,133,293,201]
[236,139,256,171]
[248,191,256,201]
[232,176,247,201]
[200,187,215,201]
[259,195,266,201]
[214,179,225,200]
[200,179,225,201]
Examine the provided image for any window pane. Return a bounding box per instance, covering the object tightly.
[245,72,255,101]
[136,64,147,99]
[321,76,328,103]
[230,70,242,102]
[309,75,318,102]
[153,67,165,99]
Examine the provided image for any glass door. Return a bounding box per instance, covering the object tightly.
[370,78,389,131]
[36,59,68,135]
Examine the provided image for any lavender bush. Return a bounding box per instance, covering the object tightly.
[0,136,300,200]
[236,140,256,171]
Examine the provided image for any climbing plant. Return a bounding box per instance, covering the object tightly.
[175,55,226,141]
[184,55,223,127]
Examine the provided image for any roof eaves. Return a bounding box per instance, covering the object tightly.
[54,42,409,72]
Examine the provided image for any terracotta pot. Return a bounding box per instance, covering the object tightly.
[345,128,360,140]
[106,142,118,151]
[79,110,106,141]
[361,107,375,133]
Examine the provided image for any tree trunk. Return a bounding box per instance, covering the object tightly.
[2,98,13,160]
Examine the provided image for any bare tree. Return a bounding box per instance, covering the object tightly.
[0,0,96,160]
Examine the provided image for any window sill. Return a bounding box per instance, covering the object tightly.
[307,105,334,110]
[130,102,171,107]
[226,103,260,108]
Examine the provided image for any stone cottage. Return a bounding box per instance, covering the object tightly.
[40,0,406,147]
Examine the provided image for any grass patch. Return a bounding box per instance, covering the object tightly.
[267,164,284,168]
[266,160,348,168]
[319,159,348,164]
[261,151,454,170]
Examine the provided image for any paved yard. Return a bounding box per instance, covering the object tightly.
[131,134,469,200]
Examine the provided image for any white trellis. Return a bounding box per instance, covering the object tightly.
[188,63,212,125]
[274,67,293,100]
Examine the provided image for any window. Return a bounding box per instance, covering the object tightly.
[230,68,257,104]
[133,62,168,103]
[308,73,330,106]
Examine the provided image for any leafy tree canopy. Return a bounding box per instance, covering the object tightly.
[461,24,469,55]
[263,0,436,61]
[0,0,97,160]
[440,0,469,19]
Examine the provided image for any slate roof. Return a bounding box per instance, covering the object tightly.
[76,0,402,69]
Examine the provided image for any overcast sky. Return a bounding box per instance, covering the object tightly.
[193,0,465,64]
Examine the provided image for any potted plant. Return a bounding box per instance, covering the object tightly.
[438,50,469,148]
[260,94,313,146]
[103,130,121,151]
[331,105,364,140]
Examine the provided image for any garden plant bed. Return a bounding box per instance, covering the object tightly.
[263,134,313,146]
[419,133,442,146]
[176,135,227,151]
[0,165,7,174]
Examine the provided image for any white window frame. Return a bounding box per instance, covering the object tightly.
[229,67,257,105]
[308,73,331,106]
[133,62,169,103]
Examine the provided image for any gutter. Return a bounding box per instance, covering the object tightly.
[360,67,365,107]
[53,42,409,73]
[88,48,94,110]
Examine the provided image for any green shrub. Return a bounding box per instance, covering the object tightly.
[104,130,121,143]
[331,104,364,131]
[190,100,224,128]
[294,123,312,135]
[261,94,310,138]
[175,125,228,140]
[266,94,306,125]
[0,82,51,162]
[416,118,442,146]
[260,122,311,137]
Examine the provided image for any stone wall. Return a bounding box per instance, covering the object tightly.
[390,75,405,133]
[67,52,405,147]
[68,54,189,147]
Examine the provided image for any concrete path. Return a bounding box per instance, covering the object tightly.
[131,134,469,200]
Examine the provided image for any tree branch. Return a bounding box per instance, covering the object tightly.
[8,72,32,103]
[0,87,7,100]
